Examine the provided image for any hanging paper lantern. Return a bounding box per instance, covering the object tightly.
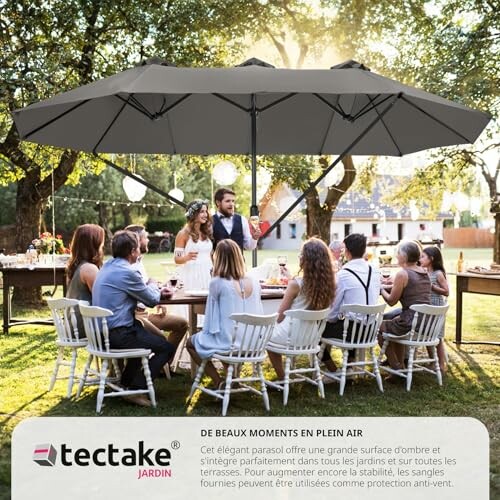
[168,187,184,202]
[123,175,147,202]
[213,160,238,185]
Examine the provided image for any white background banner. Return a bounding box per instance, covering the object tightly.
[12,417,488,499]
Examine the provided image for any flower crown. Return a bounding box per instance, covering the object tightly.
[185,199,208,220]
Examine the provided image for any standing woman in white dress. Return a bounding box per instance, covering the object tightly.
[174,199,213,290]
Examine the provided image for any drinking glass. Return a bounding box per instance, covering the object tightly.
[249,215,260,229]
[277,255,287,267]
[168,272,179,289]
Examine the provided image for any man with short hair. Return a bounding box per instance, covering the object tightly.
[125,224,188,350]
[92,230,175,406]
[322,233,381,371]
[212,187,261,251]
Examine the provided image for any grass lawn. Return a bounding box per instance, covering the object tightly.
[0,248,498,498]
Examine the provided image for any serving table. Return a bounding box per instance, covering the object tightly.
[455,271,500,346]
[1,265,67,334]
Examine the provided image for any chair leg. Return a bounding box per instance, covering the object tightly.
[77,354,93,398]
[339,349,349,396]
[257,363,270,411]
[142,356,156,407]
[188,360,207,400]
[49,347,64,392]
[313,355,324,398]
[66,348,78,398]
[372,348,383,393]
[96,359,108,413]
[283,357,292,406]
[222,365,234,417]
[406,347,415,391]
[431,346,442,386]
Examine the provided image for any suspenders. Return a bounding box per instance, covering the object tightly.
[344,266,373,304]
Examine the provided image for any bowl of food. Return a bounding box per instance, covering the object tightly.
[379,255,393,266]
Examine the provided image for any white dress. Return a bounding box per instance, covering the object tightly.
[181,237,213,290]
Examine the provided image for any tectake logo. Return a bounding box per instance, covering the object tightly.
[31,441,174,478]
[33,443,57,466]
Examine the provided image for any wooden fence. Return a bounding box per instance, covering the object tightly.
[443,228,494,248]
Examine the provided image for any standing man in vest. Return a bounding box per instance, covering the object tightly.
[322,233,381,372]
[212,187,261,251]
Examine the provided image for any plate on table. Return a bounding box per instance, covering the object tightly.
[184,289,209,296]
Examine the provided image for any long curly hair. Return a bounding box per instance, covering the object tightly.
[299,237,335,310]
[184,199,213,242]
[67,224,105,280]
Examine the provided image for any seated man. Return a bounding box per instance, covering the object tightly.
[125,224,188,350]
[92,230,175,407]
[322,233,381,372]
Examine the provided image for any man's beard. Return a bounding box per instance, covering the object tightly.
[140,245,148,253]
[219,207,233,217]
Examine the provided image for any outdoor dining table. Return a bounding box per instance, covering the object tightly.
[1,265,67,334]
[159,287,285,337]
[455,271,500,346]
[160,287,285,374]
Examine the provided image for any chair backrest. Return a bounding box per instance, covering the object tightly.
[339,303,386,345]
[228,313,278,358]
[79,304,114,353]
[282,308,330,350]
[47,298,87,342]
[408,304,449,343]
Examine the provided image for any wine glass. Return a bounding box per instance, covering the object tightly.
[168,272,179,290]
[277,255,287,267]
[249,215,260,229]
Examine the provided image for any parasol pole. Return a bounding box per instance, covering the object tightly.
[250,94,258,267]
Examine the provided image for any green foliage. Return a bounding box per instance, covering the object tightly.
[146,213,186,235]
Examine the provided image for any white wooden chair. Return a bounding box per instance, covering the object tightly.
[77,304,156,413]
[320,304,386,396]
[266,308,329,405]
[47,298,89,398]
[188,313,277,416]
[379,304,449,391]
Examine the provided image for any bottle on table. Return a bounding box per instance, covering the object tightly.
[456,251,464,273]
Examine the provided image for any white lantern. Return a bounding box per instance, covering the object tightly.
[168,187,184,202]
[213,160,238,185]
[122,175,147,202]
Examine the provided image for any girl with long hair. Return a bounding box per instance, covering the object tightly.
[186,239,263,386]
[420,246,449,372]
[268,237,336,379]
[174,199,213,290]
[66,224,105,333]
[66,224,105,300]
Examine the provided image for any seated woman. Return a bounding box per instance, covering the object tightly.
[379,240,431,374]
[267,238,336,379]
[66,224,105,333]
[186,239,263,387]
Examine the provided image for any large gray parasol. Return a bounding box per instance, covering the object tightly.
[13,58,491,263]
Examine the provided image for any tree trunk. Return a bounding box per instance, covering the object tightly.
[305,156,357,243]
[305,189,333,241]
[494,212,500,264]
[12,176,45,306]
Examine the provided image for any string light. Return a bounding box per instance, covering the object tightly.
[54,195,177,209]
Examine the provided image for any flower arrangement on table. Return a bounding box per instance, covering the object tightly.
[32,232,69,254]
